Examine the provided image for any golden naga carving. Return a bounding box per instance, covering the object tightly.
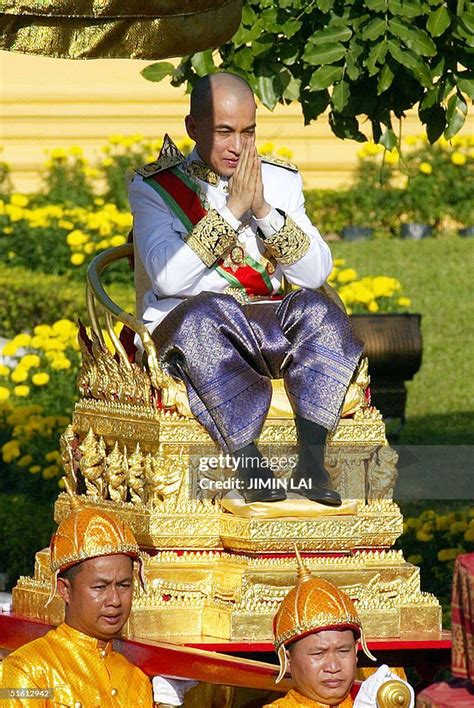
[127,443,147,505]
[79,427,106,498]
[377,679,413,708]
[78,324,153,408]
[105,442,127,503]
[341,356,370,417]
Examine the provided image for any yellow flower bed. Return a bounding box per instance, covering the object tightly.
[328,259,411,314]
[1,318,121,483]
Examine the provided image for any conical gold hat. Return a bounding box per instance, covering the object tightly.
[46,485,144,605]
[273,548,375,682]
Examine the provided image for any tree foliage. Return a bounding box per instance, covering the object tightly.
[142,0,473,145]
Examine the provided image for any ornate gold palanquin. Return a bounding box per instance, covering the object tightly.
[12,244,442,644]
[0,1,243,60]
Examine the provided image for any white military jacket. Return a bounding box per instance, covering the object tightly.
[128,141,332,333]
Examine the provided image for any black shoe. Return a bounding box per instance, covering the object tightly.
[233,442,287,503]
[242,485,287,504]
[292,471,342,507]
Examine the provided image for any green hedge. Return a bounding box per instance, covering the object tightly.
[0,494,55,590]
[0,265,135,338]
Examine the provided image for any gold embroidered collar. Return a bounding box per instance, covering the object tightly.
[187,160,221,187]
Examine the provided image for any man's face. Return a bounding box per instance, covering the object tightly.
[57,554,134,643]
[286,629,357,705]
[185,89,257,177]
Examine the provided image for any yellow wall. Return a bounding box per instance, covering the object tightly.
[1,51,472,193]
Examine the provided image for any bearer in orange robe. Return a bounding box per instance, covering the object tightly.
[264,550,414,708]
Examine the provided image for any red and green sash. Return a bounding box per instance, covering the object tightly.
[144,168,275,298]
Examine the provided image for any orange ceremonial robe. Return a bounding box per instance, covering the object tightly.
[2,622,153,707]
[264,689,354,707]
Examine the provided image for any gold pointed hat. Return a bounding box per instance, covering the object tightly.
[273,548,376,682]
[46,481,145,606]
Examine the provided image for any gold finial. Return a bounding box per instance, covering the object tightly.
[63,478,81,510]
[376,679,412,707]
[294,545,312,584]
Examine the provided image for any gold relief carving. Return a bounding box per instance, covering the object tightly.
[105,442,127,502]
[127,443,148,504]
[258,423,297,445]
[75,398,157,419]
[79,427,106,498]
[78,326,153,407]
[184,209,237,268]
[367,445,399,500]
[341,357,370,418]
[144,451,183,508]
[328,409,386,445]
[261,216,311,265]
[59,424,80,492]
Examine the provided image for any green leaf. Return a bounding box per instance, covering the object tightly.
[140,62,175,83]
[332,80,350,112]
[310,65,344,90]
[279,40,300,66]
[427,6,451,37]
[251,34,274,57]
[365,0,386,10]
[388,18,437,56]
[309,25,353,44]
[260,6,280,32]
[232,22,262,46]
[346,37,365,81]
[378,63,395,94]
[459,11,474,35]
[420,88,438,109]
[282,19,302,38]
[191,51,216,77]
[303,42,347,65]
[379,127,397,150]
[282,76,302,101]
[329,112,367,141]
[365,39,388,75]
[387,39,433,88]
[256,74,279,110]
[302,90,330,124]
[457,75,474,99]
[361,18,387,41]
[388,0,424,17]
[241,5,256,25]
[444,93,467,139]
[317,0,335,12]
[233,47,254,72]
[419,103,446,143]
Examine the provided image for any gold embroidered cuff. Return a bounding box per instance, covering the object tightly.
[260,216,311,265]
[183,209,237,268]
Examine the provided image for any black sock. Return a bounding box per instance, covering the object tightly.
[295,415,328,478]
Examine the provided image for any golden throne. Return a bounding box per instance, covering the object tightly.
[13,243,441,644]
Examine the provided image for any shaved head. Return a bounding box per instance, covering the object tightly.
[185,72,257,177]
[190,72,255,121]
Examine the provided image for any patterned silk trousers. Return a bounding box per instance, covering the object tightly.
[152,289,363,453]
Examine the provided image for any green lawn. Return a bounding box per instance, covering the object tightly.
[331,238,474,445]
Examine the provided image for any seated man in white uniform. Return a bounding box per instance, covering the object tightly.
[129,72,363,505]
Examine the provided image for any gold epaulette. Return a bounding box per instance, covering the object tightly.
[260,155,298,172]
[135,133,184,178]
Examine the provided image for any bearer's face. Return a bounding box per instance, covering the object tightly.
[185,88,257,177]
[286,629,358,705]
[57,554,134,643]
